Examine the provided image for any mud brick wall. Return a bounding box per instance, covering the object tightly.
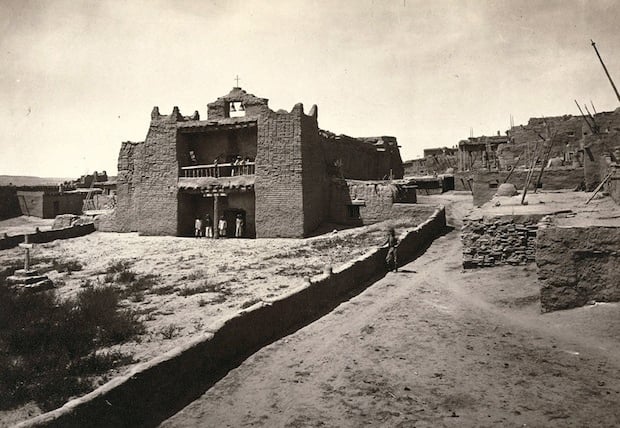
[609,175,620,205]
[0,223,95,250]
[584,133,620,191]
[461,218,538,268]
[320,134,402,180]
[0,186,20,220]
[537,225,620,312]
[254,106,305,238]
[301,109,329,235]
[471,168,584,207]
[135,111,181,235]
[328,179,397,225]
[506,115,584,164]
[115,141,142,231]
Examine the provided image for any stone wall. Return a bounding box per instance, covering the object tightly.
[537,224,620,312]
[461,217,539,268]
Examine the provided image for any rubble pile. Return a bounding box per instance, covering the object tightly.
[461,218,538,268]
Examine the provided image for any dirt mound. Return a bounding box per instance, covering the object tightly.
[495,183,518,197]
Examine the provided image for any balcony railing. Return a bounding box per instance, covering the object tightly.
[181,162,255,178]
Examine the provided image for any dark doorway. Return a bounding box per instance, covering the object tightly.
[224,208,245,238]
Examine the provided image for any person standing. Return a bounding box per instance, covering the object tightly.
[235,214,244,238]
[218,216,227,238]
[194,217,203,238]
[204,214,213,238]
[381,227,399,272]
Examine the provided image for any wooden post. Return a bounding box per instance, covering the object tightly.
[24,235,30,271]
[213,194,219,239]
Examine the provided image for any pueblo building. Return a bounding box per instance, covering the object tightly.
[114,87,404,238]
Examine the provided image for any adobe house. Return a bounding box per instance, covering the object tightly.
[16,187,86,218]
[114,87,404,238]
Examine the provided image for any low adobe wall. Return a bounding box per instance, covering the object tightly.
[471,168,584,207]
[0,223,95,250]
[17,207,446,428]
[537,224,620,312]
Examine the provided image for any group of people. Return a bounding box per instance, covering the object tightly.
[194,213,245,238]
[230,156,253,176]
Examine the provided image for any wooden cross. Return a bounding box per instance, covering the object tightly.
[235,75,240,87]
[18,234,33,271]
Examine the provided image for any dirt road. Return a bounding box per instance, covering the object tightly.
[162,196,620,427]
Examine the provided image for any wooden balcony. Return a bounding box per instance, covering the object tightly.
[180,162,255,178]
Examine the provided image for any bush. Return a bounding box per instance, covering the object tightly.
[178,281,212,297]
[0,283,143,411]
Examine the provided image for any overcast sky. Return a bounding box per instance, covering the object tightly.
[2,0,620,177]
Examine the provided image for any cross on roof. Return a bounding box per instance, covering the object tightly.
[235,75,240,87]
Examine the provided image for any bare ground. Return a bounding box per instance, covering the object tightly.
[161,194,620,428]
[0,207,435,425]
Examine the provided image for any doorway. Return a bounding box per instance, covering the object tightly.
[224,208,246,238]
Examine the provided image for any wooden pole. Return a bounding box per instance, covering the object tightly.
[585,170,614,204]
[213,194,220,239]
[503,153,522,183]
[521,141,541,204]
[534,133,557,193]
[24,234,30,271]
[591,40,620,104]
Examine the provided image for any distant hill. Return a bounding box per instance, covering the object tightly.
[0,175,75,187]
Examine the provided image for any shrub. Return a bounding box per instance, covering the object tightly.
[0,284,143,411]
[106,260,133,274]
[159,324,180,340]
[52,259,83,273]
[178,281,212,297]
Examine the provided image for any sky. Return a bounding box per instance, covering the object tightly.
[2,0,620,177]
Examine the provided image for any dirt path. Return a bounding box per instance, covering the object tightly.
[161,196,620,427]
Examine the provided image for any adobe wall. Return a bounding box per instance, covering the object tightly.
[254,106,305,238]
[0,223,95,250]
[42,193,84,218]
[609,174,620,205]
[471,168,584,207]
[0,186,20,220]
[301,108,329,235]
[115,141,143,232]
[537,225,620,312]
[505,115,584,168]
[320,134,402,180]
[136,110,181,235]
[583,133,620,191]
[16,191,44,217]
[328,179,397,225]
[16,207,445,428]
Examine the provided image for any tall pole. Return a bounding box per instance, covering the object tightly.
[591,40,620,104]
[213,194,220,238]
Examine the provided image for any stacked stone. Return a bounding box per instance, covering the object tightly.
[461,219,537,268]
